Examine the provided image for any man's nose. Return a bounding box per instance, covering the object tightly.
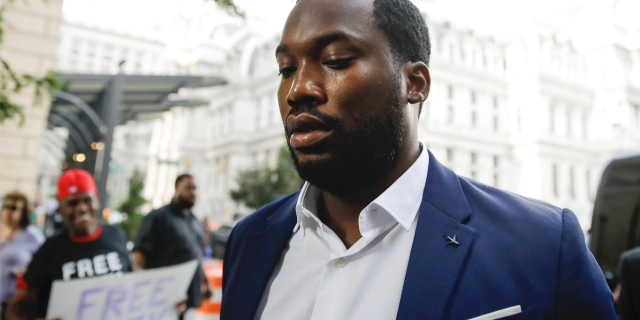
[76,201,90,213]
[286,62,327,109]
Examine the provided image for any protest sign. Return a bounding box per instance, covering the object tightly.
[46,260,198,320]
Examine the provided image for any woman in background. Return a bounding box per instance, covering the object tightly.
[0,192,44,319]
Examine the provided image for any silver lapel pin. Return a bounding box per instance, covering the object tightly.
[446,235,460,246]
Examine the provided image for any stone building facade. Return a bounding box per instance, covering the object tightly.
[0,0,63,198]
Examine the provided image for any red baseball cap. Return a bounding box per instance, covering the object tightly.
[57,169,99,201]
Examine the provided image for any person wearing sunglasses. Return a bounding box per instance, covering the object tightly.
[0,192,44,320]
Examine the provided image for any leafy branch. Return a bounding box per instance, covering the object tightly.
[0,3,64,125]
[210,0,245,18]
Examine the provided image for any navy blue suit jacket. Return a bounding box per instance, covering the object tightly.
[221,151,615,319]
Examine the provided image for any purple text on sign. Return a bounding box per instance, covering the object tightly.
[128,280,151,313]
[77,287,103,320]
[101,287,128,320]
[149,276,175,307]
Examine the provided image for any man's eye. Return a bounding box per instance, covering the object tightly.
[278,67,296,78]
[324,58,354,69]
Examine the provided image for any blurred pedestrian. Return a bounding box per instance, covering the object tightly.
[38,198,63,238]
[0,192,44,320]
[7,169,133,320]
[133,174,211,320]
[617,247,640,319]
[220,0,615,319]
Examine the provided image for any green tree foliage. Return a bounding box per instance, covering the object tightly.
[231,146,302,210]
[0,4,64,125]
[210,0,245,17]
[117,168,147,241]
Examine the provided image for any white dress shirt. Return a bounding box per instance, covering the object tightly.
[255,145,430,320]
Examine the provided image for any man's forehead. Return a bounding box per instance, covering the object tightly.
[62,192,96,203]
[282,0,378,45]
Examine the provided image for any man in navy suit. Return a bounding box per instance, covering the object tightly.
[221,0,616,319]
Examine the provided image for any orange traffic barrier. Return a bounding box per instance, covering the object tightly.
[195,259,223,320]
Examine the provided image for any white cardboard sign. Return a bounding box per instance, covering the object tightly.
[47,260,198,320]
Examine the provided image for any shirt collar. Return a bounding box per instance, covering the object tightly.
[294,143,429,234]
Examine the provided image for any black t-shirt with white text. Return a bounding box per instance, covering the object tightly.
[22,225,132,317]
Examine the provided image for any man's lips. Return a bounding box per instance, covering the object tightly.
[287,114,334,149]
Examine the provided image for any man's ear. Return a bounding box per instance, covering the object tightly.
[403,61,430,105]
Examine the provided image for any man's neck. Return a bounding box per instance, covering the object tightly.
[69,223,98,238]
[318,142,421,248]
[172,200,191,215]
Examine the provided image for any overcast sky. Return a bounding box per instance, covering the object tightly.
[62,0,637,44]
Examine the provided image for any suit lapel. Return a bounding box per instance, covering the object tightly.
[232,195,297,320]
[397,151,476,320]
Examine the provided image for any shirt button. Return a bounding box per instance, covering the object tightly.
[303,209,311,217]
[335,257,347,268]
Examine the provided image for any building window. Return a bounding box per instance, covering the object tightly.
[493,96,498,109]
[471,152,477,165]
[493,116,499,132]
[448,105,454,124]
[447,148,454,162]
[550,105,555,133]
[552,164,558,198]
[517,108,522,132]
[471,91,476,104]
[566,109,572,136]
[101,45,114,72]
[448,85,454,99]
[582,113,589,139]
[634,105,640,128]
[569,166,575,200]
[120,48,129,63]
[134,51,144,74]
[227,106,234,134]
[471,171,477,180]
[493,156,499,168]
[471,111,477,128]
[255,101,261,130]
[69,38,81,69]
[84,42,96,72]
[493,173,499,187]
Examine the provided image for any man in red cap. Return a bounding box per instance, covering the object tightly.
[7,169,133,320]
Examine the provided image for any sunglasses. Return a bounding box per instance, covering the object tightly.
[1,205,19,211]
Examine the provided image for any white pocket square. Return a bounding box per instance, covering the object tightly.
[468,305,522,320]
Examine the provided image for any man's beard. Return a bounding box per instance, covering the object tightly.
[286,78,406,197]
[175,198,195,210]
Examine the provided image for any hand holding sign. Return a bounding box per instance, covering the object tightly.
[46,260,198,320]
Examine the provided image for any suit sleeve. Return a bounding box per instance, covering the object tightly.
[554,208,617,319]
[618,252,640,320]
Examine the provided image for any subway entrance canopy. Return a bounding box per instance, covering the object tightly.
[48,72,226,206]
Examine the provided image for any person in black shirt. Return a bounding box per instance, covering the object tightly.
[7,169,133,320]
[133,174,211,320]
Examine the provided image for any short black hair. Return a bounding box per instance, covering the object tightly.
[295,0,431,67]
[372,0,431,67]
[175,174,193,189]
